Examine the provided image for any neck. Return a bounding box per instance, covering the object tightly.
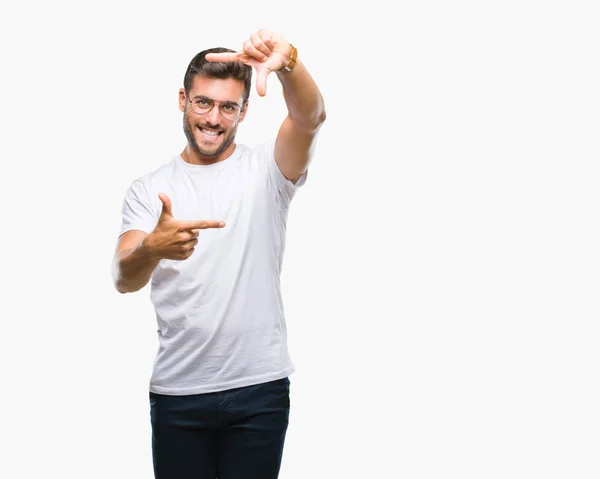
[181,142,237,166]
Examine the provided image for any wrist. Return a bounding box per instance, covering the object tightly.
[277,44,297,73]
[140,234,161,261]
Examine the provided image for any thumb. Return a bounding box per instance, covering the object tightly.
[256,67,269,97]
[158,193,173,218]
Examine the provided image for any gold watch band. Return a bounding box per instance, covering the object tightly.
[278,44,297,73]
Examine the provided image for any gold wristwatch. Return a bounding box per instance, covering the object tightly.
[278,44,297,73]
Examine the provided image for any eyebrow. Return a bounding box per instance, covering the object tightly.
[193,95,239,105]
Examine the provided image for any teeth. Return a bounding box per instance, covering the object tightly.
[201,128,220,136]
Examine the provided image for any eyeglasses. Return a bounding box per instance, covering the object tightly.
[188,95,243,121]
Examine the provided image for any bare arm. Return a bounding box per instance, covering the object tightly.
[274,58,326,184]
[205,30,326,184]
[112,230,160,294]
[112,192,225,294]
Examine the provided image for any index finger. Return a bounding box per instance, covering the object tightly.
[179,220,226,230]
[205,52,243,63]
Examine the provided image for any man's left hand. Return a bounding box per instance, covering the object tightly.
[205,29,292,97]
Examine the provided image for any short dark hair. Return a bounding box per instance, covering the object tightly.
[183,48,252,104]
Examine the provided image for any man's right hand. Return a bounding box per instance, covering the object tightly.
[142,193,226,261]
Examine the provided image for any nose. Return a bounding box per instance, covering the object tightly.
[205,105,221,126]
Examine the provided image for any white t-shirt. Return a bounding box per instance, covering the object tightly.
[118,140,307,395]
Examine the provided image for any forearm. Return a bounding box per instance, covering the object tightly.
[277,59,326,131]
[113,239,161,294]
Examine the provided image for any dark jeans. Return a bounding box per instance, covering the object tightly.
[149,377,291,479]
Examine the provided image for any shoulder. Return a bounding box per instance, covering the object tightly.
[230,142,272,168]
[130,157,178,189]
[250,139,275,157]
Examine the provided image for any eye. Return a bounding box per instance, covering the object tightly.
[221,104,236,112]
[194,98,211,107]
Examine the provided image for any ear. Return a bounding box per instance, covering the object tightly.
[238,101,249,123]
[179,88,186,113]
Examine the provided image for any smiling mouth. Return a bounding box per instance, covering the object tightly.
[198,126,224,142]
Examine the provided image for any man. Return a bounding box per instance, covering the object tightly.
[112,29,325,479]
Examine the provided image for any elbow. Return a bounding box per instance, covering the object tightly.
[112,262,126,293]
[112,264,134,294]
[115,279,141,294]
[311,107,326,132]
[313,102,327,130]
[319,108,326,125]
[115,277,146,294]
[292,109,326,134]
[115,279,130,294]
[316,95,326,126]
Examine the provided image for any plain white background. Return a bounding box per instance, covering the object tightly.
[1,0,598,477]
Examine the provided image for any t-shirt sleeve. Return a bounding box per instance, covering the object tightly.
[118,180,158,237]
[258,139,308,207]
